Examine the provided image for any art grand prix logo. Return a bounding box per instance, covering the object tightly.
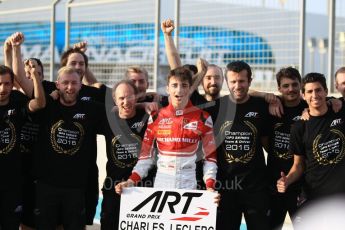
[132,191,209,221]
[171,207,210,222]
[244,112,258,118]
[119,188,216,230]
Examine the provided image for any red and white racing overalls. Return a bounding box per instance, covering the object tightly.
[129,101,217,189]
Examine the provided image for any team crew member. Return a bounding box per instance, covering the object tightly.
[215,61,271,230]
[161,19,279,110]
[19,58,44,230]
[10,32,110,225]
[33,67,105,229]
[101,80,154,230]
[162,19,276,192]
[277,73,345,216]
[10,32,106,227]
[124,66,155,102]
[5,33,48,230]
[0,64,45,230]
[201,64,224,101]
[3,32,41,92]
[115,67,218,191]
[267,67,307,229]
[335,67,345,102]
[60,44,109,226]
[124,65,177,111]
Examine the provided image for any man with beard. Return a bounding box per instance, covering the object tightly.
[0,64,45,230]
[277,73,345,224]
[266,67,307,229]
[11,32,109,226]
[161,19,278,108]
[335,67,345,102]
[33,67,105,229]
[215,61,271,230]
[202,64,224,101]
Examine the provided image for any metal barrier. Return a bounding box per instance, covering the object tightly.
[0,0,60,81]
[335,0,345,80]
[0,0,344,93]
[65,0,159,89]
[176,0,304,92]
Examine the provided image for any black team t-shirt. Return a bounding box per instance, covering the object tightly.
[0,92,29,189]
[41,81,111,183]
[20,116,40,178]
[190,90,208,107]
[78,84,108,103]
[11,89,29,101]
[138,94,169,108]
[214,96,271,191]
[290,105,345,199]
[34,97,106,189]
[102,108,151,189]
[10,91,41,177]
[267,100,308,192]
[138,94,157,103]
[42,80,57,96]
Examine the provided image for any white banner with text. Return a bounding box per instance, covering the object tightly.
[118,187,217,230]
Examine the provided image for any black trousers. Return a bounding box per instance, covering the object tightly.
[217,189,270,230]
[35,183,85,230]
[100,189,121,230]
[85,164,99,225]
[269,190,299,230]
[21,177,36,228]
[0,188,22,230]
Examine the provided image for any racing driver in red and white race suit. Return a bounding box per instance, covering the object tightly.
[115,66,218,192]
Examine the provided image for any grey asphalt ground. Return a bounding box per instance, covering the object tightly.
[87,224,100,230]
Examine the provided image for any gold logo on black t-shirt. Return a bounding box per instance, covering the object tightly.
[220,120,257,164]
[50,120,85,155]
[313,129,345,165]
[111,134,141,168]
[0,121,16,155]
[273,123,292,160]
